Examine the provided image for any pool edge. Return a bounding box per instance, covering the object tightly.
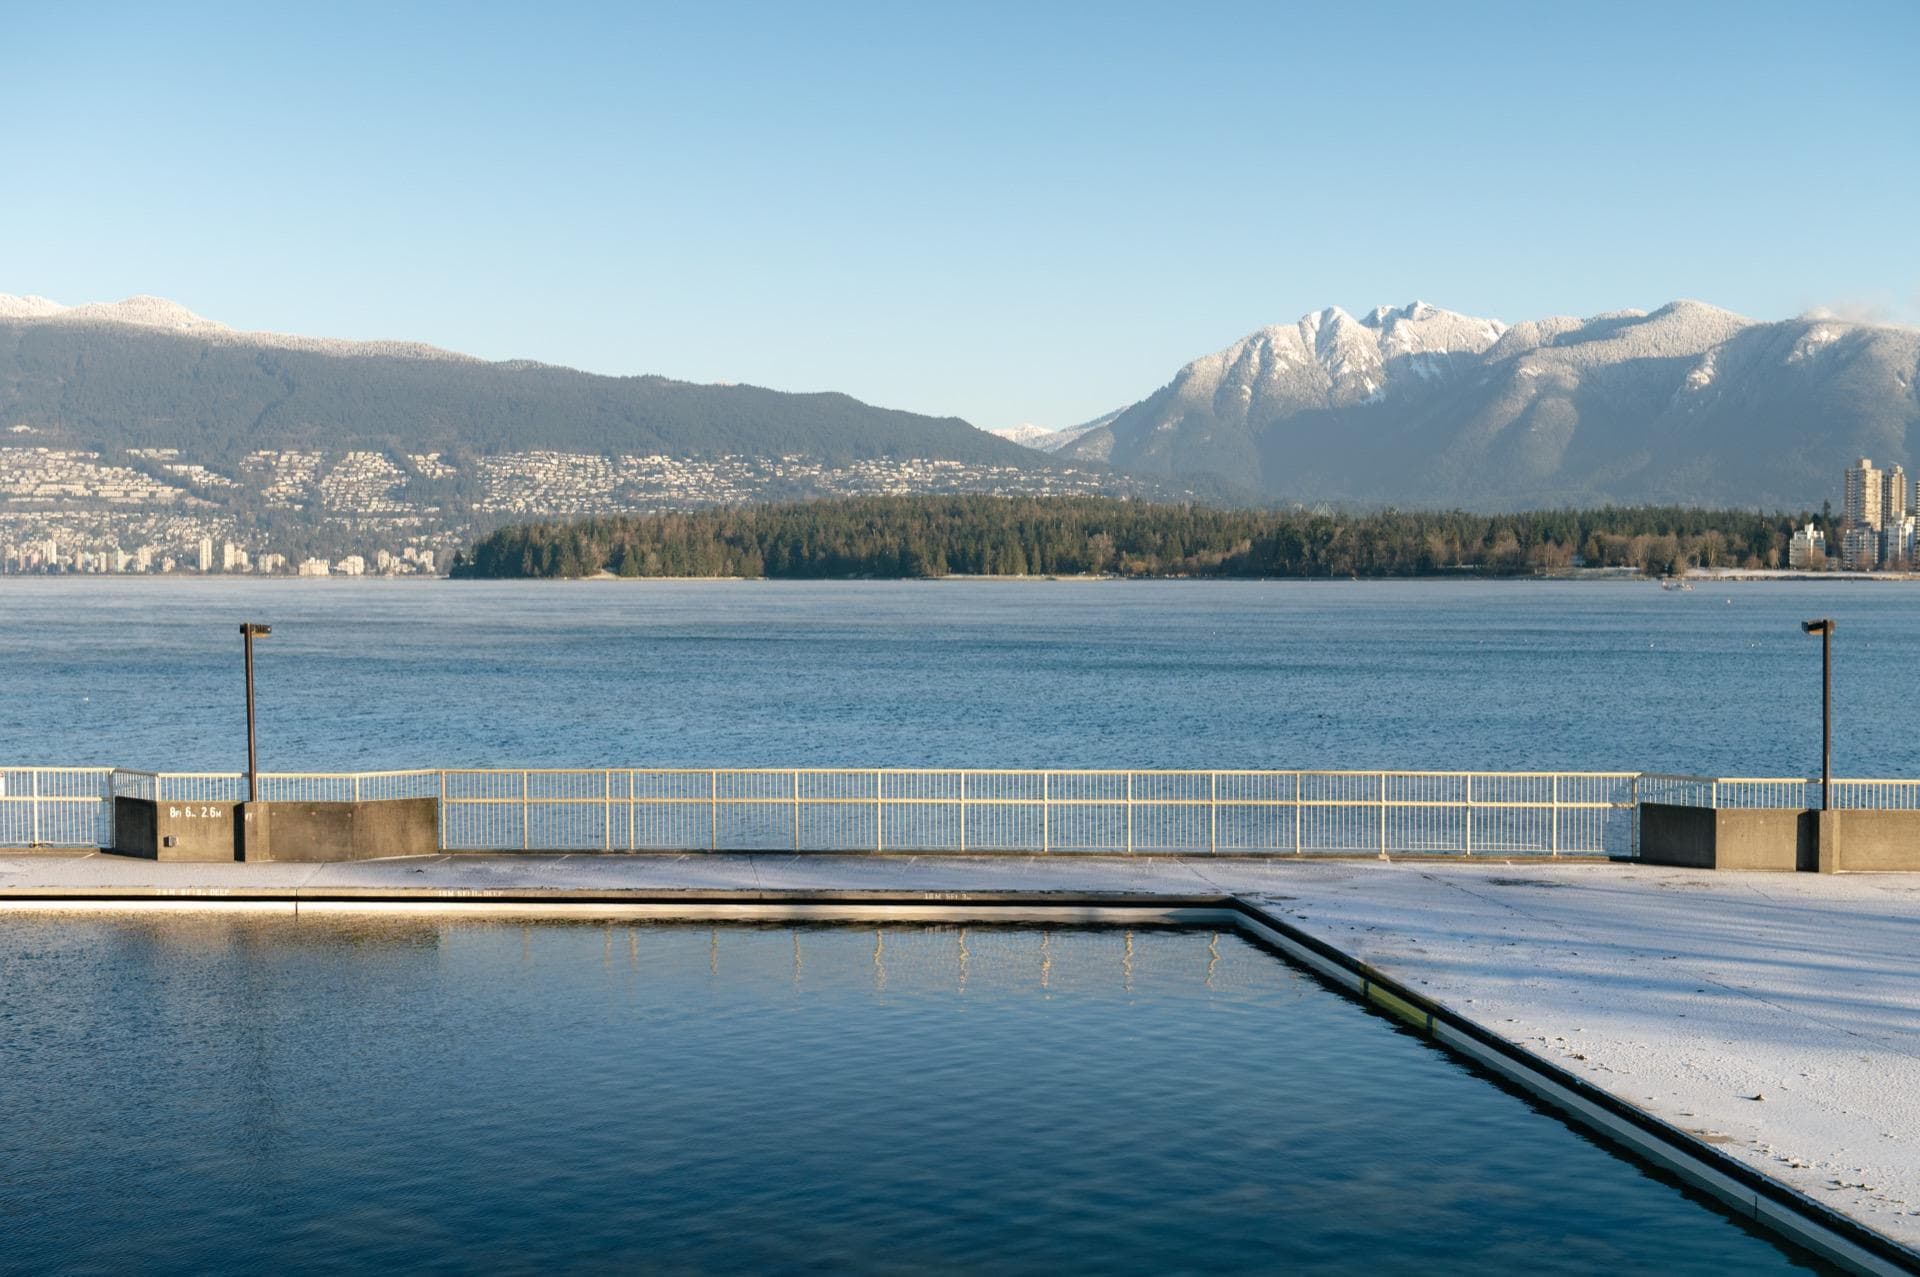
[1,883,1910,1275]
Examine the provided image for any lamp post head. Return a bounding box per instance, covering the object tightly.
[240,623,272,638]
[1802,618,1833,635]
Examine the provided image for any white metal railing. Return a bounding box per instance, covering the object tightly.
[78,768,1639,857]
[1642,774,1920,812]
[427,769,1643,856]
[1641,774,1813,810]
[3,766,1907,856]
[1,768,115,848]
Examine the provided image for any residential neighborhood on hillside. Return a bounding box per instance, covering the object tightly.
[0,443,1178,575]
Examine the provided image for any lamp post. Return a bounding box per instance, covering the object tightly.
[240,623,271,803]
[1801,619,1833,809]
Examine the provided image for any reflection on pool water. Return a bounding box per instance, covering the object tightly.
[1,917,1832,1274]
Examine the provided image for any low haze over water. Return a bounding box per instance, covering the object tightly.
[0,578,1909,776]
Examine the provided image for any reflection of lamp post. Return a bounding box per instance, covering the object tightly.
[240,623,271,803]
[1801,619,1833,809]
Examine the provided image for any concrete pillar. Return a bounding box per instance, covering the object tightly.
[1816,808,1840,874]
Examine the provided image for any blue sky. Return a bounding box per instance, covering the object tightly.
[7,1,1917,430]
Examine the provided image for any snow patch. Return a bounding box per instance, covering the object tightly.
[0,293,474,363]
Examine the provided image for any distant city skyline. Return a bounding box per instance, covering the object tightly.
[8,2,1918,430]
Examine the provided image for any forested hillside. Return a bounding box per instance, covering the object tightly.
[0,315,1032,464]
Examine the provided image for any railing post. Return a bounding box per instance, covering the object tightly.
[438,770,447,851]
[1125,772,1134,855]
[709,770,718,852]
[1710,779,1719,811]
[604,768,612,852]
[958,771,967,854]
[1464,773,1473,856]
[627,769,636,851]
[1550,774,1559,857]
[521,770,530,852]
[1293,771,1302,855]
[1378,771,1388,859]
[1042,772,1050,855]
[1631,773,1641,858]
[1209,771,1218,856]
[30,769,39,848]
[793,769,801,852]
[875,769,884,853]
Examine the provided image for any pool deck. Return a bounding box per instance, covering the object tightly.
[5,851,1919,1265]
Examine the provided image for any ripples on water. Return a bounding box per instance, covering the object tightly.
[0,918,1830,1274]
[0,576,1908,774]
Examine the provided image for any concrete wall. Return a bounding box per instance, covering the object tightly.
[1637,803,1718,869]
[239,798,437,863]
[1641,802,1920,872]
[113,797,241,862]
[1712,808,1814,873]
[1821,809,1920,872]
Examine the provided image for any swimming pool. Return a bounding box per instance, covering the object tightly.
[0,916,1832,1273]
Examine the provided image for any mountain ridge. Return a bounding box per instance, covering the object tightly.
[0,294,1039,466]
[0,293,475,363]
[1052,300,1920,508]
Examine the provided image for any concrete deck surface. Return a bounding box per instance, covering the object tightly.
[5,852,1918,1256]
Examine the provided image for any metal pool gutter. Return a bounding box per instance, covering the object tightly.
[3,882,1911,1274]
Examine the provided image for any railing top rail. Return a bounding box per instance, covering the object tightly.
[1,766,117,774]
[436,766,1643,778]
[25,765,1920,785]
[257,770,441,780]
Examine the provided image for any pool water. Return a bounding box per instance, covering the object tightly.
[0,917,1831,1274]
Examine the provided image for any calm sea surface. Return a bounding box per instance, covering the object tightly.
[0,918,1830,1274]
[0,577,1915,774]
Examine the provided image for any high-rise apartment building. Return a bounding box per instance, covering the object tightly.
[1884,464,1908,526]
[1845,457,1883,530]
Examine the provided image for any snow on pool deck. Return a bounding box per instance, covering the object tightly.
[5,852,1918,1254]
[1211,860,1920,1254]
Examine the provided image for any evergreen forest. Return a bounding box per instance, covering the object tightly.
[451,496,1821,580]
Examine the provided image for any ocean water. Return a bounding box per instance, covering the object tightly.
[0,576,1912,776]
[0,917,1832,1275]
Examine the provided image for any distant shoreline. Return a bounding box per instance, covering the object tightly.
[5,568,1914,585]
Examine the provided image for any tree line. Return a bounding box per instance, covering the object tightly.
[449,496,1826,580]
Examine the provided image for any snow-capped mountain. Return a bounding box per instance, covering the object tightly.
[0,293,471,362]
[988,423,1064,448]
[989,410,1123,454]
[1057,301,1920,508]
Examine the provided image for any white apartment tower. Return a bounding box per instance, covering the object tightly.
[1887,515,1917,569]
[1841,524,1881,571]
[1788,522,1826,569]
[1885,464,1909,526]
[1845,457,1883,531]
